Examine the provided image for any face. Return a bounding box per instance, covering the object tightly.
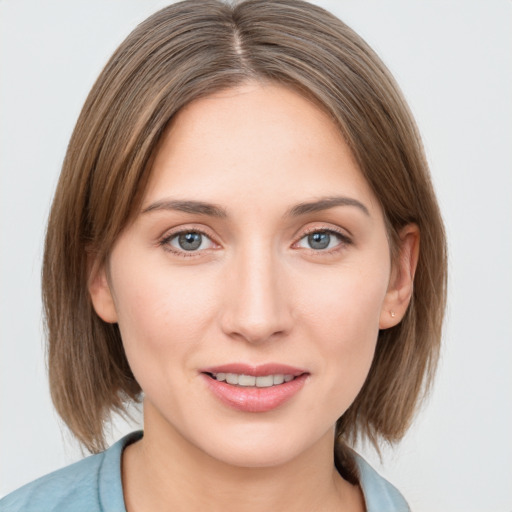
[90,83,414,468]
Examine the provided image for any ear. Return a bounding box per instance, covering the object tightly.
[379,224,420,329]
[88,257,118,323]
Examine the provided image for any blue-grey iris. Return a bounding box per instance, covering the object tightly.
[178,232,202,251]
[308,232,330,250]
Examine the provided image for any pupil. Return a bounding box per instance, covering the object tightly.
[308,232,330,250]
[178,232,202,251]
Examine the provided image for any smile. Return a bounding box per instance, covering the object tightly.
[201,364,309,413]
[209,372,296,387]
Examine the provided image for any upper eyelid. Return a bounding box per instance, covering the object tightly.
[160,225,218,242]
[294,227,351,249]
[300,225,346,236]
[296,224,352,242]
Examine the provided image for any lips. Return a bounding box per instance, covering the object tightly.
[200,363,309,413]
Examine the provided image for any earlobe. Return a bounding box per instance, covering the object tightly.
[88,258,118,324]
[379,224,420,329]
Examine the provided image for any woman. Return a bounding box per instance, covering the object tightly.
[0,0,446,510]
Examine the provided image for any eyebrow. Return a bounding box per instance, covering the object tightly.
[142,199,228,218]
[285,196,370,217]
[141,195,369,218]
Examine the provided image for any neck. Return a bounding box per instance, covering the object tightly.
[122,403,364,512]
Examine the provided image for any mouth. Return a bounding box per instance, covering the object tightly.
[205,372,297,388]
[200,364,309,413]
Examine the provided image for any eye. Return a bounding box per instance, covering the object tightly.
[162,230,216,254]
[295,229,349,251]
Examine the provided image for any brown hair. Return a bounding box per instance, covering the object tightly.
[43,0,447,458]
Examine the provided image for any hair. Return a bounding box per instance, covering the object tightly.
[43,0,447,468]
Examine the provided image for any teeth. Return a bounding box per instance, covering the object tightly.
[238,374,256,386]
[256,375,274,387]
[273,374,284,385]
[212,373,295,387]
[226,373,238,385]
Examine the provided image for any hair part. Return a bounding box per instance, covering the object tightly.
[43,0,447,464]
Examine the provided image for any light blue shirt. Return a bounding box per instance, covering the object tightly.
[0,432,410,511]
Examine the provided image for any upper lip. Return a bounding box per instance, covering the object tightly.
[200,363,308,377]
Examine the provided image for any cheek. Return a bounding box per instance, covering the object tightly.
[111,261,219,365]
[296,262,389,406]
[299,258,389,341]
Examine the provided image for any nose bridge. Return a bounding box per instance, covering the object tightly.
[220,240,292,343]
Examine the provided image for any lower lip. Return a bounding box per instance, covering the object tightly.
[202,373,308,413]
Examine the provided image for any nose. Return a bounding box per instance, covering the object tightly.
[219,244,294,344]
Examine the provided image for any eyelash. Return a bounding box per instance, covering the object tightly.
[159,227,218,258]
[158,226,352,258]
[296,226,352,255]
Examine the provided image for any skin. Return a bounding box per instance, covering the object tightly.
[89,83,418,512]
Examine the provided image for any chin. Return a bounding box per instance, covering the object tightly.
[207,441,303,469]
[196,422,330,469]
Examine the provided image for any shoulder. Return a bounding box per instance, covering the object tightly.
[353,453,411,512]
[0,431,141,512]
[0,452,106,512]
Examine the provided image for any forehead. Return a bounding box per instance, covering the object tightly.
[142,83,381,219]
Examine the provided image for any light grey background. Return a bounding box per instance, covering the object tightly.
[1,1,511,510]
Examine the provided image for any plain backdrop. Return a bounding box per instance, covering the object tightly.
[1,1,511,510]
